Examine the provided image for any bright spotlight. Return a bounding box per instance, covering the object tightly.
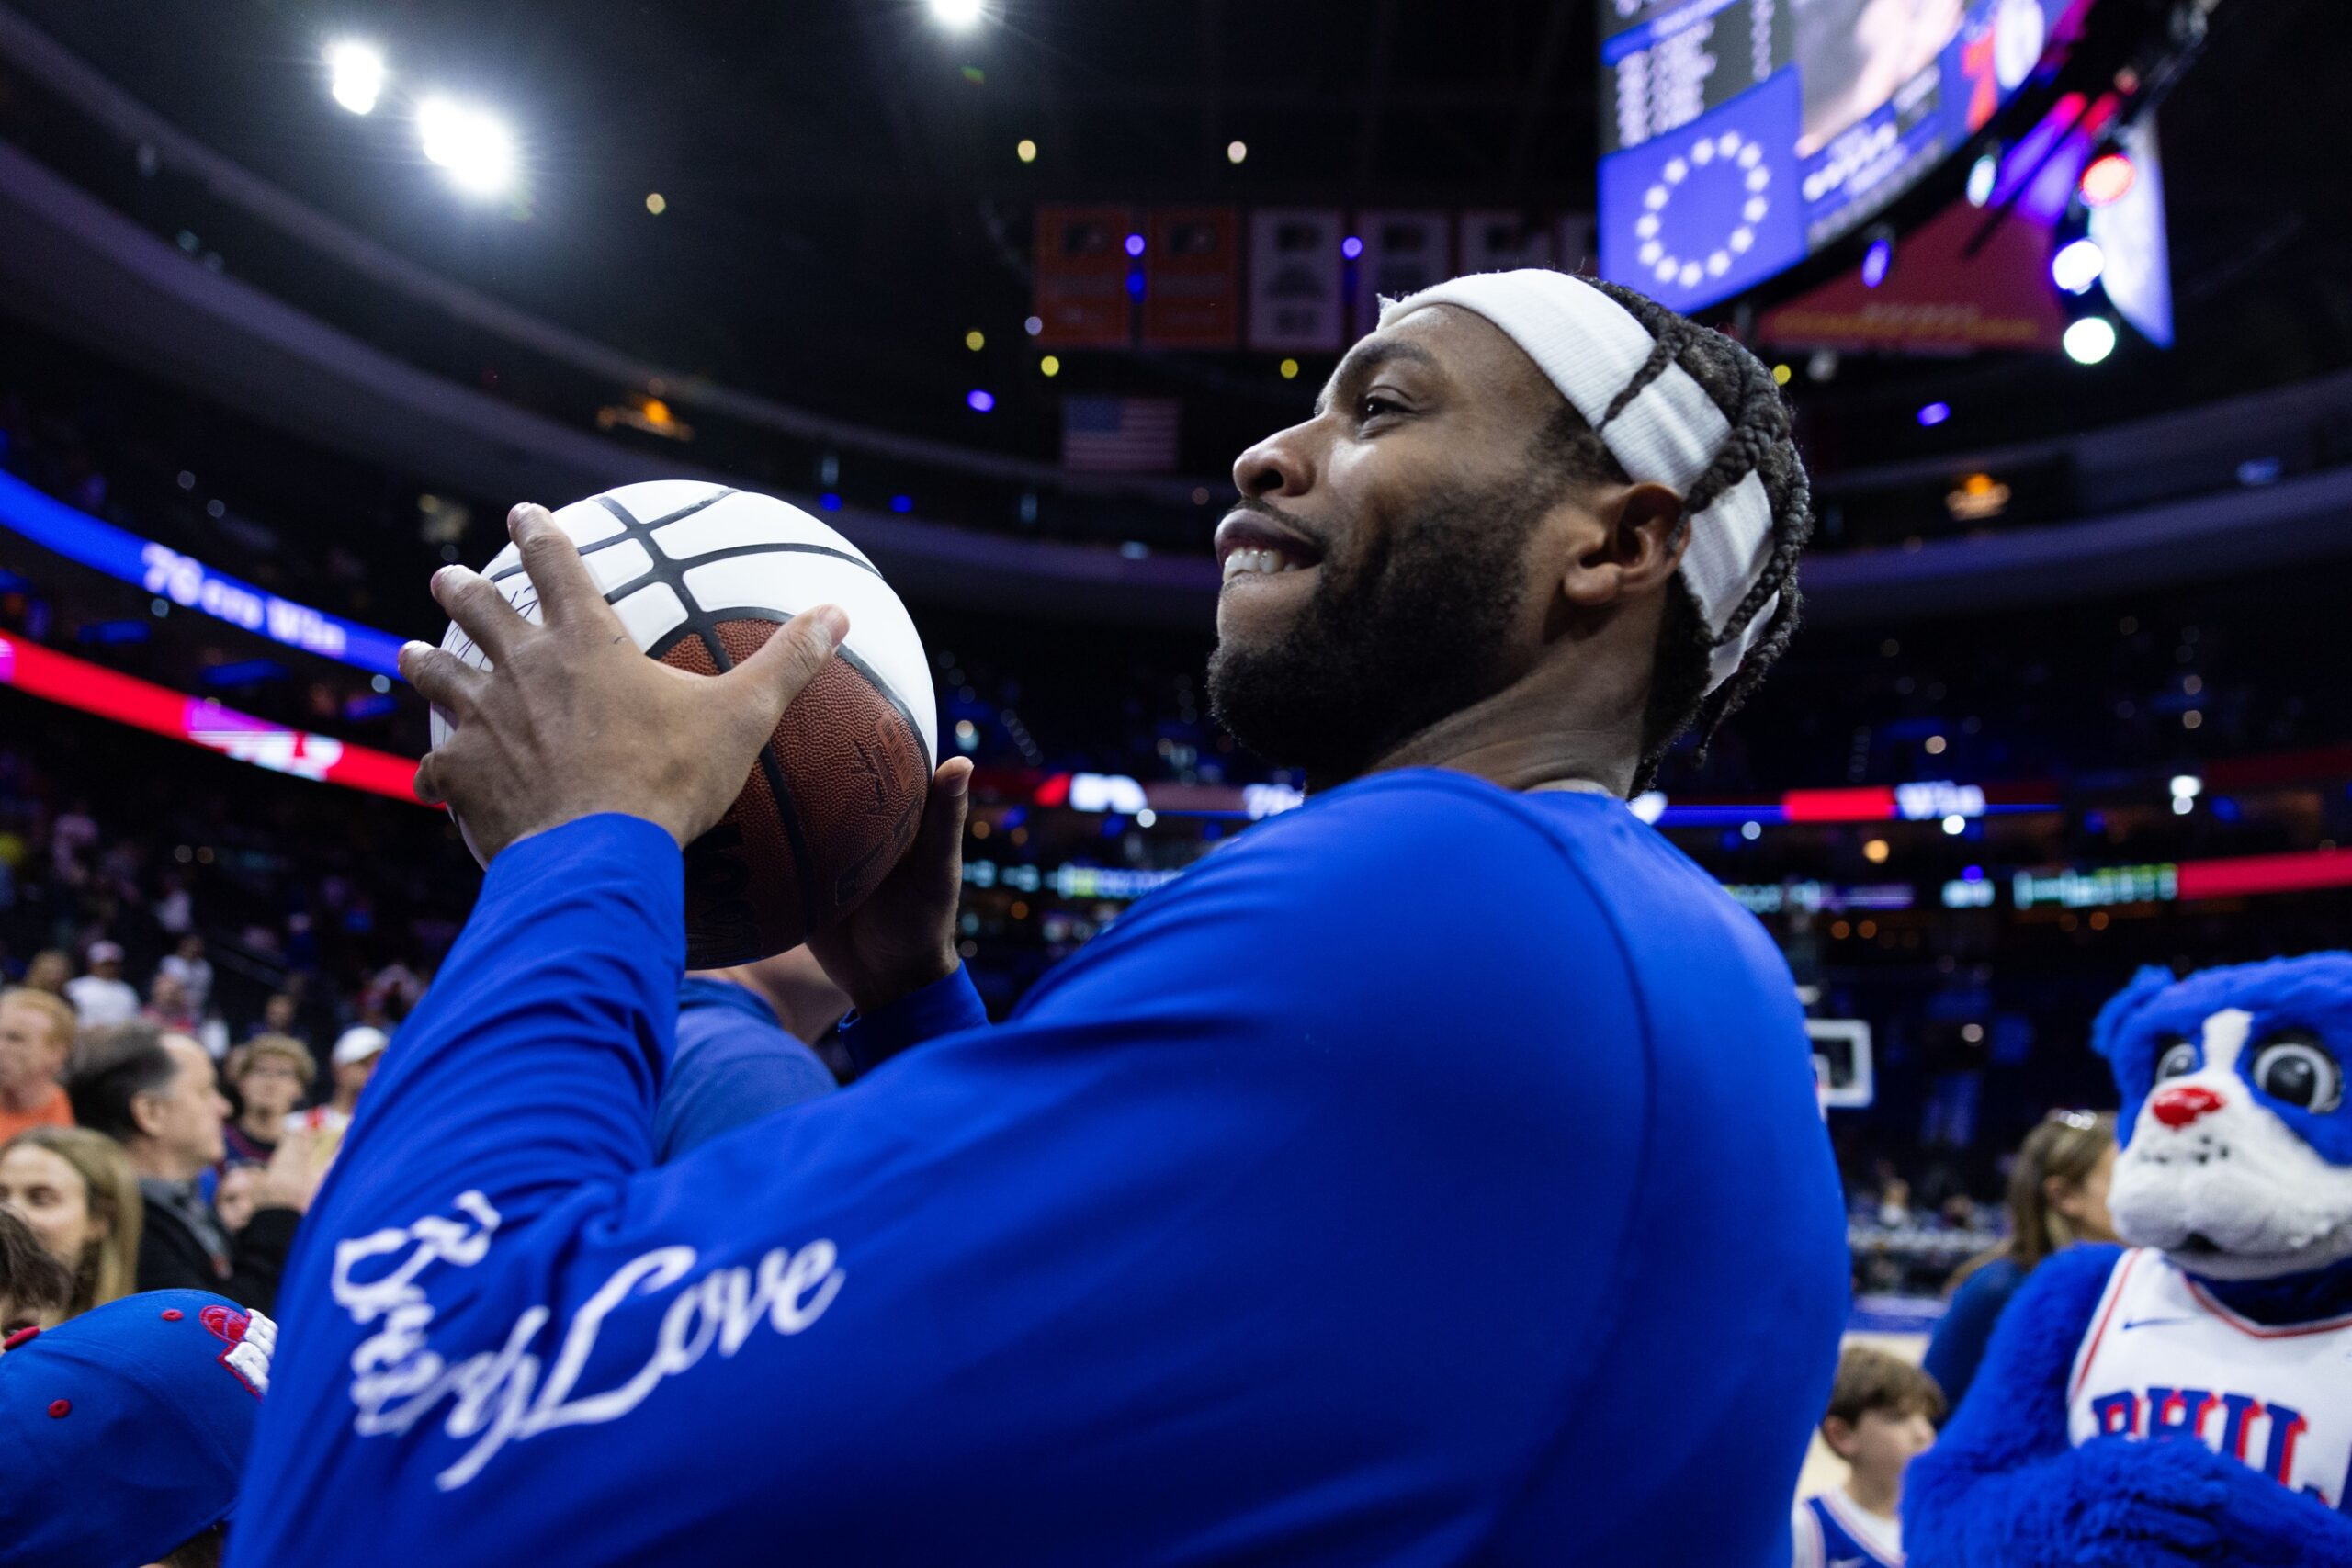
[1860,234,1893,288]
[2050,237,2104,295]
[326,40,384,116]
[1917,401,1951,428]
[929,0,985,28]
[2169,774,2202,799]
[2078,151,2136,208]
[2063,315,2118,365]
[1227,140,1249,164]
[1940,814,1967,836]
[1964,151,1998,207]
[418,98,515,196]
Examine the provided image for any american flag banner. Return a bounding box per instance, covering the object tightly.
[1061,395,1181,473]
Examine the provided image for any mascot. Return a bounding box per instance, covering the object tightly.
[1907,953,2352,1566]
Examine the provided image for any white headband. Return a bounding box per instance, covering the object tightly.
[1376,269,1781,694]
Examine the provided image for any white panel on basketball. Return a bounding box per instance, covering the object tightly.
[651,494,876,569]
[545,498,628,547]
[681,552,938,764]
[611,582,689,654]
[596,479,737,526]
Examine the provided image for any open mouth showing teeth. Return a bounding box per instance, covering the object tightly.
[1215,513,1325,585]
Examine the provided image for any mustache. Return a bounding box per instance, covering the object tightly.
[1232,496,1328,549]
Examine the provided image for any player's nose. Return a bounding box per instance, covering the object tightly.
[1233,424,1316,501]
[2150,1083,2225,1128]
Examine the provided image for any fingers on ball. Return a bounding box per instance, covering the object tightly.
[510,505,616,631]
[432,568,529,660]
[399,642,482,716]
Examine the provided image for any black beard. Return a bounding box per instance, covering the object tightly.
[1206,476,1550,789]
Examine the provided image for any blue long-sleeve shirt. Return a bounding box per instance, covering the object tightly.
[651,976,838,1161]
[229,769,1847,1565]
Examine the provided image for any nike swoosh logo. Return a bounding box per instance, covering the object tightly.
[2120,1315,2197,1331]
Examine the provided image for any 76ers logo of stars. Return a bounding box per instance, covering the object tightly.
[1634,128,1771,293]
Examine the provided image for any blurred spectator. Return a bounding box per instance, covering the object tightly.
[254,990,305,1045]
[0,1126,141,1319]
[0,1288,273,1568]
[64,1023,307,1311]
[158,934,215,1018]
[62,941,139,1029]
[146,971,201,1033]
[0,987,75,1142]
[213,1163,260,1235]
[221,1035,312,1168]
[289,1025,386,1137]
[1922,1109,2117,1413]
[20,951,70,997]
[0,1202,72,1335]
[1793,1347,1945,1568]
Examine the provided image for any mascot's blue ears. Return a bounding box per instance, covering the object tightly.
[2091,965,2178,1068]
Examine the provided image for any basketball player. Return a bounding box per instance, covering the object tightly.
[229,271,1844,1565]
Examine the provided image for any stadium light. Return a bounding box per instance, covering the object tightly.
[1860,233,1894,288]
[1964,151,1998,207]
[2063,315,2118,365]
[1917,401,1951,428]
[929,0,986,28]
[417,98,515,197]
[2050,237,2105,295]
[1227,140,1249,165]
[2079,151,2136,208]
[326,41,384,116]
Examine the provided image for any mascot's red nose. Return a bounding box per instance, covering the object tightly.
[2151,1084,2224,1128]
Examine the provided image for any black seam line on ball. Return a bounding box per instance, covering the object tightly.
[839,645,933,773]
[485,487,730,584]
[694,622,822,942]
[491,533,881,591]
[650,613,930,774]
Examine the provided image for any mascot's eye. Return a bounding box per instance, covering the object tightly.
[2250,1032,2342,1113]
[2153,1039,2199,1081]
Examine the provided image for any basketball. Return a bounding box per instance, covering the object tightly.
[428,480,938,965]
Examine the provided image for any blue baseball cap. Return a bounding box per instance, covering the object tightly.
[0,1289,274,1568]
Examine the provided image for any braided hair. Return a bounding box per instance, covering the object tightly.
[1530,280,1814,794]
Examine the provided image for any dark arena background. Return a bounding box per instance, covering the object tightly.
[0,0,2347,1554]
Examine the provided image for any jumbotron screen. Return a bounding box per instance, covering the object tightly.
[1598,0,2089,312]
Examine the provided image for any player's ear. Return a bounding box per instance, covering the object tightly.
[1820,1415,1857,1459]
[1558,480,1685,610]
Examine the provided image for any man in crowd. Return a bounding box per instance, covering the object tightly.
[221,1035,314,1168]
[0,987,74,1143]
[64,1024,311,1311]
[234,272,1843,1563]
[285,1025,385,1139]
[159,934,215,1019]
[62,942,137,1029]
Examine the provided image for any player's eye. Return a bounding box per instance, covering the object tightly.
[2153,1037,2199,1081]
[1357,393,1406,422]
[2249,1031,2342,1113]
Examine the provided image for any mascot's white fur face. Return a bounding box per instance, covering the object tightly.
[2100,960,2352,1282]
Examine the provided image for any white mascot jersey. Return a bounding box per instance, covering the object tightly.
[2067,1247,2352,1507]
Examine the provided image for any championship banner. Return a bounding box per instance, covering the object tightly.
[1350,210,1451,336]
[1034,205,1136,349]
[1141,207,1238,350]
[1457,210,1559,276]
[1246,209,1344,353]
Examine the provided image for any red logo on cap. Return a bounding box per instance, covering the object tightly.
[200,1303,276,1398]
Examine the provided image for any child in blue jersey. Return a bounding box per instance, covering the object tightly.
[232,271,1846,1566]
[1795,1347,1947,1568]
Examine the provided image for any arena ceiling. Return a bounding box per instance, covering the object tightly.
[6,0,2348,470]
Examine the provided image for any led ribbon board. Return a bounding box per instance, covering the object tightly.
[0,469,408,677]
[0,633,418,802]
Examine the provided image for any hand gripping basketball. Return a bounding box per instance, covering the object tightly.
[399,502,849,863]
